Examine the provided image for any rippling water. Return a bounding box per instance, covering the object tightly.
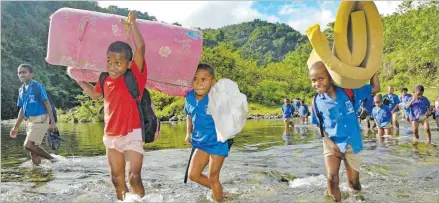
[1,119,438,202]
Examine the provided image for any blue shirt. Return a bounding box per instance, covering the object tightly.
[295,102,301,110]
[17,80,48,117]
[400,94,412,113]
[408,96,430,121]
[372,105,392,128]
[299,104,309,116]
[281,104,294,118]
[183,90,220,148]
[383,93,400,112]
[311,85,372,154]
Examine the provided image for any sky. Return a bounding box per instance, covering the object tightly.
[97,1,404,33]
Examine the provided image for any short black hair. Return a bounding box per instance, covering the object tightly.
[197,63,215,77]
[401,87,408,92]
[415,85,424,93]
[107,41,133,61]
[18,64,33,73]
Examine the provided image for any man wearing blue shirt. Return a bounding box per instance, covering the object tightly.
[383,86,400,129]
[10,64,58,165]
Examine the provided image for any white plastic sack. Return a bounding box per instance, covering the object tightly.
[207,79,249,143]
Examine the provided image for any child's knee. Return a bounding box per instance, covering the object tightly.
[128,172,142,184]
[188,171,200,182]
[111,173,125,186]
[208,172,220,184]
[327,173,339,187]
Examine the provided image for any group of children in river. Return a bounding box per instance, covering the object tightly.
[282,85,439,145]
[10,11,439,202]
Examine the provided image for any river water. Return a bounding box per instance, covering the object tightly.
[1,119,438,202]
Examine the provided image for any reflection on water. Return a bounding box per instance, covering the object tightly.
[1,119,439,203]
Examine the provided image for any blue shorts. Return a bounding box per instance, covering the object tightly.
[194,141,229,157]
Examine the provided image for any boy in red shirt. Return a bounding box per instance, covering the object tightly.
[76,12,147,200]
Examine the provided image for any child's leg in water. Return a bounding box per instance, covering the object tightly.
[392,113,399,129]
[345,160,361,191]
[377,128,384,144]
[107,149,130,200]
[324,155,342,202]
[422,119,431,144]
[124,150,145,197]
[208,154,226,202]
[188,149,211,188]
[412,121,420,142]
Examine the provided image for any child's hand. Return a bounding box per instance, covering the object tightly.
[332,147,345,160]
[127,11,136,25]
[10,127,18,138]
[185,134,192,144]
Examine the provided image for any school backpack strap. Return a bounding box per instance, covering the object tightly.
[311,95,325,138]
[32,82,42,103]
[99,72,109,97]
[31,81,58,124]
[342,88,354,104]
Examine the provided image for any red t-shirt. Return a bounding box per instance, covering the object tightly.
[94,60,147,137]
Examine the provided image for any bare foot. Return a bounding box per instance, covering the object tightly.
[30,152,41,166]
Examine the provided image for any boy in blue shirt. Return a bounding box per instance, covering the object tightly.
[298,100,309,124]
[281,98,295,131]
[372,94,393,141]
[184,64,230,202]
[399,87,412,122]
[383,86,400,129]
[310,61,380,202]
[406,85,432,144]
[9,64,58,165]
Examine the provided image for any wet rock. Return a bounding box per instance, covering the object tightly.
[69,108,78,113]
[79,119,89,123]
[169,116,178,121]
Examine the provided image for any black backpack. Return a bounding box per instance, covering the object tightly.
[20,81,58,124]
[99,69,160,143]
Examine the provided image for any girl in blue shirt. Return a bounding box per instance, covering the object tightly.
[406,85,432,144]
[184,64,230,202]
[372,94,393,140]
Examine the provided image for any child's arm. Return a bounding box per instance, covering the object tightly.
[370,73,381,94]
[10,108,24,137]
[185,115,192,144]
[128,11,146,73]
[77,81,102,99]
[406,94,419,108]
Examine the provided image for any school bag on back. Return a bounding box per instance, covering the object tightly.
[20,81,58,124]
[99,70,161,143]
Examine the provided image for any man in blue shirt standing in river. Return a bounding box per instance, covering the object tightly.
[10,64,58,165]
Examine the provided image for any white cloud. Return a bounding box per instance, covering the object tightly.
[286,1,337,34]
[97,1,404,33]
[266,15,281,23]
[375,1,403,16]
[97,1,274,29]
[278,4,301,16]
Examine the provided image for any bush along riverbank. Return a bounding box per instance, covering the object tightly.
[56,93,286,123]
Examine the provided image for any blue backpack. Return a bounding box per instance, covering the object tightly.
[20,82,58,124]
